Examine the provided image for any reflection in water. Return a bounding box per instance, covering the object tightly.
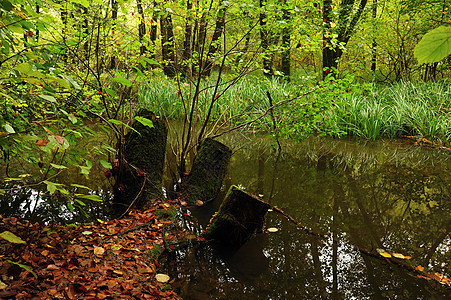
[162,136,450,299]
[1,132,450,298]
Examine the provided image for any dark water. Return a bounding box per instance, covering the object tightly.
[1,133,450,299]
[162,136,451,299]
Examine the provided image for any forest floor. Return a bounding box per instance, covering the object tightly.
[0,198,192,299]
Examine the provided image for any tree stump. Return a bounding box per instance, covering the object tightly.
[204,185,271,247]
[183,138,231,204]
[113,109,167,210]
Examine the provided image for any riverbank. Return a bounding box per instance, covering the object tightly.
[0,198,185,299]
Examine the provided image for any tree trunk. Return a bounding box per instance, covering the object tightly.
[203,5,227,77]
[322,0,334,78]
[371,0,377,73]
[160,12,176,77]
[182,138,231,204]
[109,0,118,69]
[137,0,147,56]
[182,0,193,78]
[322,0,368,79]
[281,3,291,81]
[260,0,273,77]
[205,185,271,248]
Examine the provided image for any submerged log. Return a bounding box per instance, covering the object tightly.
[113,109,167,210]
[204,185,271,247]
[183,137,231,204]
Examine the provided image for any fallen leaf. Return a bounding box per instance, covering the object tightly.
[0,231,26,244]
[41,250,49,256]
[180,200,187,207]
[155,274,170,283]
[111,244,122,251]
[55,135,65,145]
[267,227,278,233]
[36,139,49,147]
[392,253,411,260]
[195,200,204,206]
[379,252,392,258]
[415,265,425,272]
[94,247,105,257]
[0,280,7,290]
[138,267,154,274]
[47,264,59,270]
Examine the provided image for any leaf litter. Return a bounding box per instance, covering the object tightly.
[0,199,183,299]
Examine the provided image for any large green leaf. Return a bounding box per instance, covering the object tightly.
[414,26,451,64]
[0,231,26,244]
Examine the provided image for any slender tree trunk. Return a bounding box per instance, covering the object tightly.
[149,1,158,60]
[60,8,68,61]
[322,0,334,79]
[137,0,147,55]
[371,0,377,73]
[160,11,176,77]
[182,0,193,78]
[193,13,207,76]
[281,1,291,81]
[109,0,118,69]
[260,0,273,78]
[203,5,227,77]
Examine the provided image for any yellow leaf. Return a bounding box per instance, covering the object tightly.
[267,227,279,233]
[155,273,170,283]
[380,252,392,258]
[415,265,425,272]
[392,253,410,259]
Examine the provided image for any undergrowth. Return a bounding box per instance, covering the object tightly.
[138,74,450,145]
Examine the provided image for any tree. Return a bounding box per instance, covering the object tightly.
[322,0,369,79]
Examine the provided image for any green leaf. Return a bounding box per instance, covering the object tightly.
[99,160,112,169]
[64,75,81,89]
[50,163,67,169]
[67,201,74,212]
[70,184,91,190]
[39,95,56,103]
[14,62,32,73]
[75,199,86,206]
[7,261,37,278]
[82,231,92,235]
[0,231,26,244]
[134,116,154,128]
[414,26,451,64]
[112,77,132,87]
[43,180,61,194]
[3,124,15,134]
[77,194,102,202]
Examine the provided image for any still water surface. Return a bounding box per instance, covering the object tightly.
[162,135,450,299]
[1,133,450,299]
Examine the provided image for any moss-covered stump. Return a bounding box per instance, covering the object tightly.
[113,109,167,210]
[205,185,271,247]
[184,138,231,204]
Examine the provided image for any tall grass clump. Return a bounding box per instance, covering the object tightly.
[138,74,300,130]
[330,79,450,144]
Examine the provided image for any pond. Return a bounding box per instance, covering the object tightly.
[1,132,450,299]
[161,135,451,299]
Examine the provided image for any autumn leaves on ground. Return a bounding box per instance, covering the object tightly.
[0,199,186,299]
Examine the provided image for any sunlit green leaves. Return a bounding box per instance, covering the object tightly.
[414,26,451,64]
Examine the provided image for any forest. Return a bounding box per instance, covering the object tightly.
[0,0,450,299]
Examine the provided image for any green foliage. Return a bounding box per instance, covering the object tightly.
[414,26,451,64]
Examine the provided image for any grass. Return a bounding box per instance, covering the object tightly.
[138,74,450,145]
